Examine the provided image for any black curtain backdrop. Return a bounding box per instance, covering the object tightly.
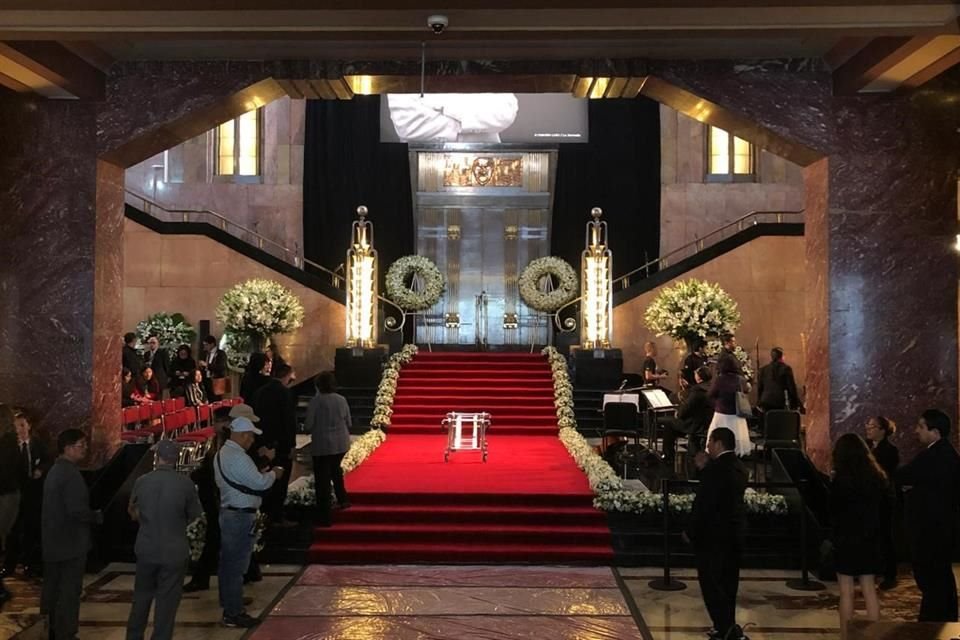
[551,97,661,279]
[303,96,415,282]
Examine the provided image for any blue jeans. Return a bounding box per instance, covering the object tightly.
[218,510,256,618]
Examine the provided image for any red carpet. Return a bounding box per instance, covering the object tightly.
[308,352,613,564]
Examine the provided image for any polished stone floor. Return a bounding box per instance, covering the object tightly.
[1,563,955,639]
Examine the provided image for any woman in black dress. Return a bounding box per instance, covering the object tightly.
[830,433,889,639]
[169,344,197,396]
[865,416,899,589]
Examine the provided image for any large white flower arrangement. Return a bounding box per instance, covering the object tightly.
[543,347,785,516]
[216,279,305,341]
[371,344,418,428]
[285,428,389,507]
[385,256,445,311]
[644,279,741,343]
[135,312,196,353]
[519,257,579,313]
[705,340,755,381]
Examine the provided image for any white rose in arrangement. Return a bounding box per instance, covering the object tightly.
[216,279,305,341]
[644,279,741,343]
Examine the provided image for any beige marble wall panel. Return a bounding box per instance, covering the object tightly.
[660,106,806,257]
[123,219,344,378]
[613,234,806,394]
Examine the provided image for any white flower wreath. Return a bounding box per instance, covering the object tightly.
[385,256,445,312]
[519,257,579,313]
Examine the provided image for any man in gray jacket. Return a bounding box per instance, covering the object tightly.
[42,429,102,640]
[126,440,202,640]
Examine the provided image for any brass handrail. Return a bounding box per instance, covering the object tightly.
[612,209,804,291]
[125,188,344,288]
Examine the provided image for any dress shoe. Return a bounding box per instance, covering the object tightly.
[336,501,352,511]
[183,580,209,593]
[222,613,259,628]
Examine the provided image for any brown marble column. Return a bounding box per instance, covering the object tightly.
[0,96,112,460]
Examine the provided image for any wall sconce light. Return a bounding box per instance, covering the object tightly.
[504,225,519,241]
[447,225,461,240]
[581,207,612,350]
[444,312,461,328]
[955,233,960,252]
[503,312,518,329]
[346,205,378,348]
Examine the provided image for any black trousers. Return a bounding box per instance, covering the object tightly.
[913,546,958,622]
[695,543,741,636]
[4,499,41,572]
[312,453,348,524]
[42,556,85,640]
[261,455,292,521]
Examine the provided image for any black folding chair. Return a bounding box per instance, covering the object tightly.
[601,401,642,478]
[757,409,802,480]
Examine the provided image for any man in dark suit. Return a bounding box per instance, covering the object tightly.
[716,333,744,379]
[685,427,749,640]
[663,366,714,464]
[200,335,229,401]
[142,335,170,391]
[897,409,960,622]
[3,410,50,577]
[756,347,802,412]
[252,364,297,522]
[679,338,707,390]
[122,332,142,378]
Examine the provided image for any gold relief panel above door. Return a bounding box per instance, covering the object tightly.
[442,154,523,189]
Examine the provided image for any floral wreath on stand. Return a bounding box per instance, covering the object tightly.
[385,256,445,311]
[518,257,579,313]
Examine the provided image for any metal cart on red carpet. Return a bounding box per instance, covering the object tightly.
[441,411,491,462]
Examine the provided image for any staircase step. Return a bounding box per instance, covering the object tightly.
[336,504,604,526]
[391,414,557,426]
[387,425,559,436]
[348,492,593,508]
[314,523,611,545]
[400,371,553,381]
[395,385,554,395]
[307,541,613,564]
[404,363,549,372]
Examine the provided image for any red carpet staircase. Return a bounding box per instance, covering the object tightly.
[308,352,613,564]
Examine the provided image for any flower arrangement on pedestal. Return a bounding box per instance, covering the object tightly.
[519,257,579,313]
[135,312,196,356]
[385,256,445,311]
[644,279,741,346]
[216,279,304,370]
[543,346,785,516]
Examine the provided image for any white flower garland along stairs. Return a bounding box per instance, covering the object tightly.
[307,349,614,564]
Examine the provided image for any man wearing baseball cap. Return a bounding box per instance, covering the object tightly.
[214,405,285,628]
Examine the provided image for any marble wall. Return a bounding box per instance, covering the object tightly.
[123,218,343,379]
[125,97,305,257]
[660,106,806,256]
[613,235,807,396]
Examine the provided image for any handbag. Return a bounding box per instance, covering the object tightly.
[211,377,230,396]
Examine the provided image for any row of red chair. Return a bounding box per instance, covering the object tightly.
[120,397,245,444]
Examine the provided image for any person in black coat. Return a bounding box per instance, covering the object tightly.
[3,410,50,578]
[239,352,272,404]
[679,339,707,390]
[252,364,297,521]
[183,437,222,593]
[142,335,170,393]
[199,335,228,401]
[169,344,197,397]
[897,409,960,622]
[122,333,142,379]
[756,347,802,412]
[663,366,714,464]
[865,416,900,589]
[829,433,889,638]
[684,427,748,640]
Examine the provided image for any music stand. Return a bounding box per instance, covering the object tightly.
[638,388,677,453]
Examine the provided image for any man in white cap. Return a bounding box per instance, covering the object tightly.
[126,440,202,640]
[214,405,284,628]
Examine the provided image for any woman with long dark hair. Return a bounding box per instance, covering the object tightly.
[706,357,751,457]
[134,367,162,403]
[169,344,197,396]
[184,368,208,407]
[830,432,890,638]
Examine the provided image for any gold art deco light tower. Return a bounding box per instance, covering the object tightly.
[346,205,378,348]
[581,207,612,349]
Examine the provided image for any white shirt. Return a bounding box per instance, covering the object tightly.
[388,93,519,142]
